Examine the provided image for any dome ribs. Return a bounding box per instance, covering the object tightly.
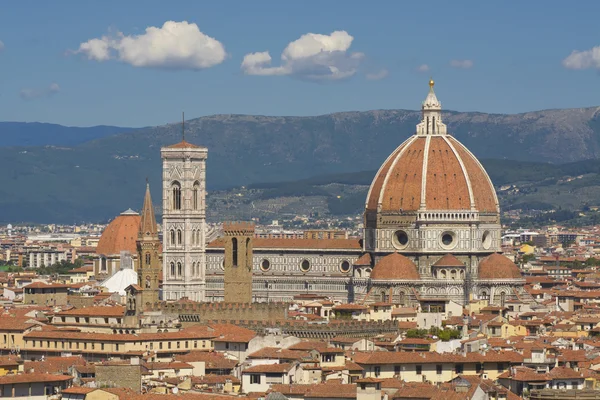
[448,137,499,213]
[382,138,425,212]
[425,137,470,210]
[366,138,412,211]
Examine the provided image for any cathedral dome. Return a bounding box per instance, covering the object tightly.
[365,81,498,214]
[478,253,522,279]
[370,253,419,280]
[96,209,141,256]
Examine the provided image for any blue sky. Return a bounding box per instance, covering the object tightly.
[0,0,599,127]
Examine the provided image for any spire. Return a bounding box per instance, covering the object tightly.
[416,78,447,136]
[139,182,158,237]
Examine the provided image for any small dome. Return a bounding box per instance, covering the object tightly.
[96,213,141,256]
[371,253,419,280]
[478,253,522,279]
[433,254,464,267]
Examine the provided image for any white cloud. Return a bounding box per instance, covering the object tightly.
[366,69,388,80]
[241,30,364,81]
[563,47,600,69]
[20,83,60,101]
[450,59,473,69]
[417,64,430,72]
[75,21,226,70]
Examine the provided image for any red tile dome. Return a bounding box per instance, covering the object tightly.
[371,253,420,280]
[365,135,498,214]
[478,253,522,279]
[96,210,141,256]
[365,80,498,215]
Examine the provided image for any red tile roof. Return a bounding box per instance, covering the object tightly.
[0,373,72,384]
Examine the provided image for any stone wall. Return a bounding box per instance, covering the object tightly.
[67,295,95,309]
[201,319,400,339]
[147,301,288,326]
[95,364,142,392]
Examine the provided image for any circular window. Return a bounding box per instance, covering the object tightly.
[260,259,271,272]
[440,231,456,249]
[392,230,409,249]
[482,230,492,250]
[340,260,351,273]
[300,259,311,273]
[220,260,225,270]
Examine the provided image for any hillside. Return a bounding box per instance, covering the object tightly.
[0,122,135,147]
[3,106,600,223]
[208,159,600,227]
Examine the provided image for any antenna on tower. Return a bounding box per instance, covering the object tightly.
[182,112,185,142]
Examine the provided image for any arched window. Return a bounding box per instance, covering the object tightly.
[177,230,182,245]
[500,291,506,306]
[193,181,200,210]
[232,238,238,267]
[172,181,181,210]
[380,291,388,303]
[246,238,251,268]
[399,291,406,306]
[450,269,457,280]
[192,262,196,276]
[177,262,182,277]
[170,262,175,277]
[170,230,175,245]
[440,269,447,279]
[145,253,151,265]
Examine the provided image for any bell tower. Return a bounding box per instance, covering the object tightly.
[161,118,207,302]
[137,182,161,306]
[223,222,254,304]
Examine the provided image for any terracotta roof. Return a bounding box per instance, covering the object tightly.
[305,382,356,399]
[24,356,85,374]
[371,253,419,280]
[62,387,96,395]
[175,351,237,369]
[145,361,193,370]
[55,306,125,317]
[366,135,498,213]
[166,140,202,149]
[0,316,40,331]
[0,355,20,368]
[0,373,72,384]
[24,282,69,289]
[433,254,464,267]
[478,253,523,279]
[194,374,240,385]
[354,253,372,266]
[209,323,256,343]
[96,213,140,255]
[247,347,311,360]
[243,363,293,373]
[208,237,361,250]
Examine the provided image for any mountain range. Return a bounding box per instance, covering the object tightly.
[3,105,600,223]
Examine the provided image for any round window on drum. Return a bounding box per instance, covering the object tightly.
[340,260,351,273]
[300,259,311,273]
[260,259,271,272]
